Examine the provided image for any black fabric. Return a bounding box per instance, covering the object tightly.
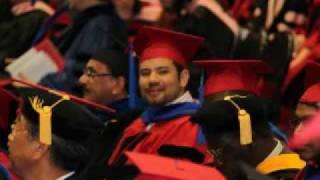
[112,132,149,167]
[73,109,143,179]
[17,87,105,143]
[0,10,49,69]
[227,161,274,180]
[56,3,127,54]
[262,32,293,99]
[175,6,235,59]
[0,0,13,23]
[158,145,205,163]
[92,49,129,77]
[191,96,274,135]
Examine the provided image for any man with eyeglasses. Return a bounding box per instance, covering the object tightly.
[79,49,131,120]
[79,49,147,168]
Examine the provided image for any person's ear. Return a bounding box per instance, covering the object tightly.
[30,142,50,161]
[112,77,126,95]
[179,69,190,89]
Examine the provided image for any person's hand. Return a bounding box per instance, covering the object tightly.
[11,1,54,16]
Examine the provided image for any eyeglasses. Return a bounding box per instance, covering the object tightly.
[83,67,113,78]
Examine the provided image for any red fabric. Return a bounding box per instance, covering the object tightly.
[301,83,320,102]
[231,0,254,21]
[133,26,204,67]
[279,106,295,133]
[0,152,20,180]
[0,89,14,130]
[194,60,272,96]
[126,152,225,180]
[109,116,213,165]
[289,111,320,149]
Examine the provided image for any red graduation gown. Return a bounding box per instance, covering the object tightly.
[108,115,213,165]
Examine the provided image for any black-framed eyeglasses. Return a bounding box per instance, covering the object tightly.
[83,67,113,78]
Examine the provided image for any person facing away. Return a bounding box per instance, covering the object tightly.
[191,95,305,180]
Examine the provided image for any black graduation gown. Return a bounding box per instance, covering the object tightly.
[0,10,49,69]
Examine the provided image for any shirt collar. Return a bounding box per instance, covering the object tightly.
[56,171,75,180]
[166,91,194,106]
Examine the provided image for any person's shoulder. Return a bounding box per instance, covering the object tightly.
[84,14,127,34]
[17,10,50,20]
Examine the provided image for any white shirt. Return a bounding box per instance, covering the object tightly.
[166,91,194,105]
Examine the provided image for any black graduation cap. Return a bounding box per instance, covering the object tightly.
[230,161,274,180]
[17,87,105,145]
[91,49,129,78]
[191,95,275,145]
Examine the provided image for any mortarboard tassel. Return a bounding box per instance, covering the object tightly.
[128,43,137,109]
[224,95,252,145]
[29,95,69,145]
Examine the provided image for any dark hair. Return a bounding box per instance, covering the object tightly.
[27,121,90,171]
[172,61,185,76]
[192,96,274,138]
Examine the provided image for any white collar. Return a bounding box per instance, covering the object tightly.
[56,171,75,180]
[166,91,194,105]
[261,139,284,163]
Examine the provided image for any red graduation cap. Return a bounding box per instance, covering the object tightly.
[125,151,226,180]
[194,60,273,96]
[133,26,204,67]
[10,79,116,114]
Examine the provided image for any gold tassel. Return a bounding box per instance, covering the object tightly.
[29,95,69,145]
[224,95,253,145]
[238,109,252,145]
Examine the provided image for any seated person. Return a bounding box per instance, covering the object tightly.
[191,95,305,179]
[8,87,106,179]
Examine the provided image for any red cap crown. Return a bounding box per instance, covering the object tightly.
[195,60,272,96]
[134,26,204,67]
[125,151,226,180]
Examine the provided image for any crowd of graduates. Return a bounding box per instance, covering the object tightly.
[1,0,320,179]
